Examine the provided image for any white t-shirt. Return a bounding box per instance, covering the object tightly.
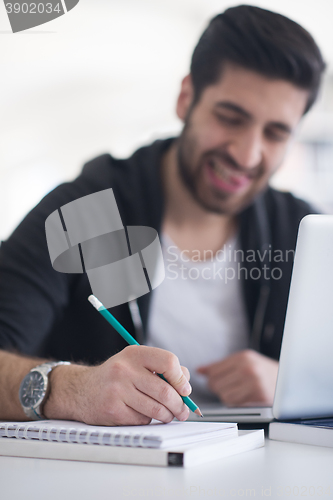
[146,233,249,403]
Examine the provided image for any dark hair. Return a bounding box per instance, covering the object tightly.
[190,5,326,113]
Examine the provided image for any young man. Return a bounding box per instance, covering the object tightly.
[0,6,325,425]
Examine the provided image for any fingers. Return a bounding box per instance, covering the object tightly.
[219,384,252,406]
[81,345,192,426]
[206,368,247,405]
[198,350,262,380]
[197,352,244,378]
[207,369,242,395]
[126,377,189,423]
[117,403,152,426]
[208,372,252,406]
[132,345,192,397]
[198,350,278,407]
[181,365,190,381]
[126,389,174,424]
[106,346,191,423]
[134,370,190,422]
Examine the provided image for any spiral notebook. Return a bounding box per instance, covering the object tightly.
[0,419,264,467]
[0,419,236,449]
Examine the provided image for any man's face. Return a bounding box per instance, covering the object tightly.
[176,65,309,214]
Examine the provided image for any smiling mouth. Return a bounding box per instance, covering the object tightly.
[206,157,252,193]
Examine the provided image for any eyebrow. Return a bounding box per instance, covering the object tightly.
[215,101,251,119]
[214,101,292,134]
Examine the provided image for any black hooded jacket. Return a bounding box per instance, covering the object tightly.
[0,139,316,364]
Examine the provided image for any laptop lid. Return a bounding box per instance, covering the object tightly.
[273,215,333,420]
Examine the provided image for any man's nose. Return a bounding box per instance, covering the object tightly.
[228,129,263,170]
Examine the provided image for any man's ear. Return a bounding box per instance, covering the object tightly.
[176,74,194,122]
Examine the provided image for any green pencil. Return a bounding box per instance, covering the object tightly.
[88,294,203,417]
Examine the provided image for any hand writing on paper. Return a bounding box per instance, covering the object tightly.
[197,349,279,406]
[43,345,191,426]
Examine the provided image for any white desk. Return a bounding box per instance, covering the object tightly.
[1,438,333,500]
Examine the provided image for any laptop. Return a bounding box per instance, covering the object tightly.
[189,215,333,423]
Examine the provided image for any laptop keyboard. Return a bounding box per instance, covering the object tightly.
[298,418,333,429]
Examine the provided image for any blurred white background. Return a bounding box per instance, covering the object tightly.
[1,0,333,239]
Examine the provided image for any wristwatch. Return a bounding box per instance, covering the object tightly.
[19,361,70,420]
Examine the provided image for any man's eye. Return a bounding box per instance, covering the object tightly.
[215,114,242,126]
[265,128,289,142]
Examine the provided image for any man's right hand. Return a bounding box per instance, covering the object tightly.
[43,345,191,426]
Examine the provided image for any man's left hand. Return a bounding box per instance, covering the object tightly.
[197,349,279,406]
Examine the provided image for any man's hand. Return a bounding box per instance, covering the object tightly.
[43,345,191,426]
[197,349,278,406]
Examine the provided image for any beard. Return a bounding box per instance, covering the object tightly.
[175,117,265,215]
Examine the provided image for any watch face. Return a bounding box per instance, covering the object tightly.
[19,370,46,409]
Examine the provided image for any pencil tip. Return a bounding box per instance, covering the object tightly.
[194,408,204,418]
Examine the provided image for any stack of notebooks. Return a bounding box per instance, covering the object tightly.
[0,419,264,468]
[269,417,333,448]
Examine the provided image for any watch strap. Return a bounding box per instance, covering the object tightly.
[21,361,71,420]
[36,361,70,378]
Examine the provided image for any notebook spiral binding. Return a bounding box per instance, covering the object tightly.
[0,423,152,447]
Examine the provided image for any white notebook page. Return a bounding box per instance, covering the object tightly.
[0,420,237,448]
